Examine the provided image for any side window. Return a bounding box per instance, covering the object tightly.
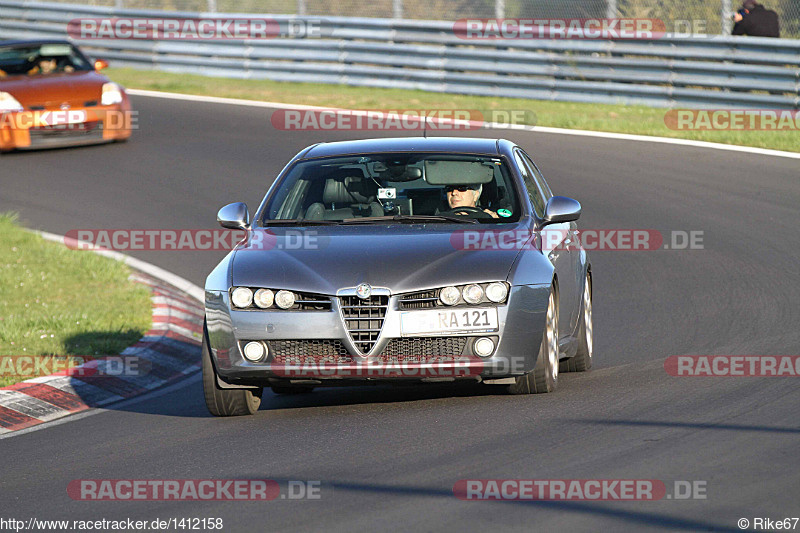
[520,151,553,201]
[514,150,545,217]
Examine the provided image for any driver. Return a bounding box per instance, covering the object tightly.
[446,184,498,218]
[27,58,73,75]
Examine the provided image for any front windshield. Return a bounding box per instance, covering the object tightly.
[261,153,521,224]
[0,43,92,77]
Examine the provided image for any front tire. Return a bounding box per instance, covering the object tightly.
[561,272,592,373]
[202,322,262,416]
[507,287,559,394]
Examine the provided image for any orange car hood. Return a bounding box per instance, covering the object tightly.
[0,70,111,108]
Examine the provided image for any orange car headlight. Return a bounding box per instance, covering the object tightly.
[0,91,23,112]
[101,83,123,106]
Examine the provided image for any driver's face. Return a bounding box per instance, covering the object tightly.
[447,186,479,209]
[39,59,57,74]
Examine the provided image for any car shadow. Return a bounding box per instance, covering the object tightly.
[75,370,511,419]
[210,475,746,532]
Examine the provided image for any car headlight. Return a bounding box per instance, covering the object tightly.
[439,286,460,306]
[0,91,23,112]
[274,290,295,309]
[253,288,274,309]
[101,83,123,106]
[462,284,484,305]
[485,282,509,303]
[231,287,253,308]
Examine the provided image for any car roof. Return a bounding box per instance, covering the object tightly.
[0,39,73,48]
[0,39,75,48]
[300,137,504,159]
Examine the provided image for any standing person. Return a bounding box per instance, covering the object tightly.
[732,0,780,37]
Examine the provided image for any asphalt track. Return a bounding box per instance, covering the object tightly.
[1,95,798,532]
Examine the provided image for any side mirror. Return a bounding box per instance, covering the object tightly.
[217,202,250,230]
[94,59,109,71]
[542,196,581,226]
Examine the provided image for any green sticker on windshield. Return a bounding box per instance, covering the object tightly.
[498,209,512,217]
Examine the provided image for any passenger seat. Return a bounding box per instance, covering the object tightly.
[305,175,383,220]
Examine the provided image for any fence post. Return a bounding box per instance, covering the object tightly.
[393,0,403,19]
[297,0,307,16]
[721,0,732,34]
[207,0,217,12]
[115,0,122,9]
[495,0,505,19]
[606,0,617,18]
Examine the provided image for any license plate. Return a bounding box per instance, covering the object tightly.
[400,308,498,336]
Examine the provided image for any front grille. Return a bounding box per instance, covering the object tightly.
[28,122,104,147]
[268,340,352,364]
[399,289,439,310]
[376,337,468,362]
[340,295,388,354]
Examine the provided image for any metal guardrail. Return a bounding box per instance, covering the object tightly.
[1,1,799,109]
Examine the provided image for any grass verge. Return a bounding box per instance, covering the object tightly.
[107,67,799,153]
[0,214,153,388]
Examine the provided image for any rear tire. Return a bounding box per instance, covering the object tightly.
[561,272,593,373]
[202,322,262,416]
[507,287,559,394]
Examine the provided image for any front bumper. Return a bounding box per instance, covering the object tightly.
[205,284,551,386]
[0,102,132,151]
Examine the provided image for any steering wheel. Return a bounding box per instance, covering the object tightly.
[439,206,494,219]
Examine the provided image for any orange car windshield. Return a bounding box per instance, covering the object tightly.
[0,43,92,76]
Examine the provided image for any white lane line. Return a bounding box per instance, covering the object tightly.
[127,88,800,160]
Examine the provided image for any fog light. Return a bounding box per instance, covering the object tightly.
[462,284,484,305]
[275,290,296,309]
[243,341,266,362]
[231,287,253,308]
[440,286,460,306]
[474,337,495,357]
[486,282,508,303]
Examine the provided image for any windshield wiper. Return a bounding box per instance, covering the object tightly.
[340,215,478,225]
[262,219,341,226]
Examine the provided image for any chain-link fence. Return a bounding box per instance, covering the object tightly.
[40,0,800,36]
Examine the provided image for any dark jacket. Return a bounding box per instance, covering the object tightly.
[732,4,780,37]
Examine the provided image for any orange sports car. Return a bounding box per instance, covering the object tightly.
[0,39,133,151]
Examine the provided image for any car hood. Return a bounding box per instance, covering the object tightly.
[230,222,533,295]
[1,70,110,108]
